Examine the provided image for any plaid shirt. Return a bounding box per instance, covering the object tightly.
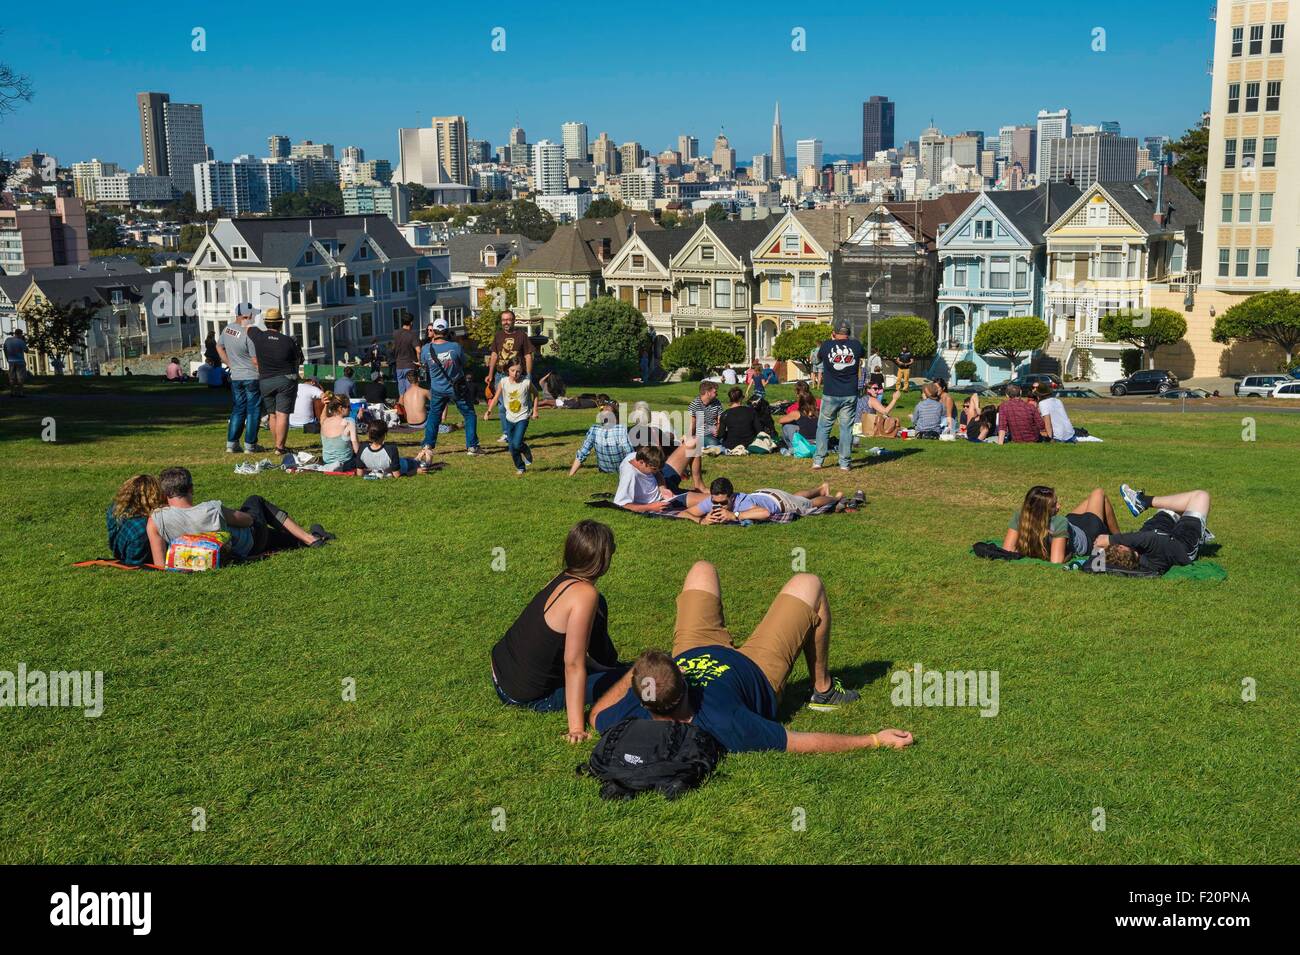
[997,398,1045,443]
[576,424,634,473]
[106,509,152,566]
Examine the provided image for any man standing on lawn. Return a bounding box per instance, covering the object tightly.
[421,318,482,456]
[813,320,863,472]
[894,346,914,392]
[3,327,28,398]
[485,310,533,389]
[589,561,914,754]
[391,314,420,397]
[996,384,1048,443]
[246,308,303,456]
[216,303,265,453]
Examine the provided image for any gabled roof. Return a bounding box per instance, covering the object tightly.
[516,211,660,275]
[225,215,418,267]
[0,273,30,303]
[983,184,1082,245]
[700,218,775,266]
[1093,176,1204,237]
[28,273,150,309]
[884,193,980,250]
[444,233,542,275]
[791,208,857,254]
[634,228,694,271]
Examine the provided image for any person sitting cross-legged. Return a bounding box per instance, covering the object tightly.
[681,476,860,524]
[146,467,332,565]
[589,561,915,754]
[1094,484,1216,576]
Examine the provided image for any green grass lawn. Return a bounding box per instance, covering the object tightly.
[0,377,1296,864]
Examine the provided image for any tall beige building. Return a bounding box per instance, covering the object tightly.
[593,132,618,172]
[712,132,736,176]
[432,116,470,187]
[1205,0,1295,292]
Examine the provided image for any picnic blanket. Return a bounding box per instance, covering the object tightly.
[586,495,839,524]
[970,541,1226,580]
[73,549,287,572]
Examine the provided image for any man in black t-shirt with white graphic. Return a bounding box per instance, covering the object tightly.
[1095,483,1216,575]
[813,320,864,471]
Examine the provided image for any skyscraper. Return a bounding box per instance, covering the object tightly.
[620,142,644,175]
[712,132,736,176]
[561,122,589,163]
[432,116,470,186]
[268,134,290,160]
[136,92,207,195]
[593,132,618,172]
[796,139,823,177]
[752,154,771,182]
[137,92,169,178]
[532,140,566,196]
[1042,132,1138,188]
[677,135,699,162]
[861,96,895,160]
[771,102,786,177]
[1035,109,1071,182]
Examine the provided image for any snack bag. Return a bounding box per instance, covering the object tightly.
[164,532,231,572]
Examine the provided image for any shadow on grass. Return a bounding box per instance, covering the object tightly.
[0,387,231,446]
[778,659,894,722]
[858,446,925,468]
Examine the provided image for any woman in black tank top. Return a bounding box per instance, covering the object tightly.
[490,521,627,741]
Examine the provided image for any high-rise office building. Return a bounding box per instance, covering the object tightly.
[561,122,589,163]
[268,135,290,159]
[751,154,771,182]
[342,145,365,164]
[1035,109,1071,182]
[712,132,736,176]
[1204,0,1296,293]
[620,142,645,175]
[137,92,169,178]
[532,140,566,196]
[467,139,492,164]
[508,125,527,146]
[1100,121,1122,135]
[771,102,786,177]
[431,116,470,186]
[1043,132,1138,188]
[136,92,207,195]
[593,132,619,172]
[291,140,335,161]
[861,95,895,160]
[796,138,823,178]
[678,134,699,162]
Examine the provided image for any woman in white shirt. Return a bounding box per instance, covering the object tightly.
[1033,383,1076,442]
[290,378,324,429]
[498,359,539,475]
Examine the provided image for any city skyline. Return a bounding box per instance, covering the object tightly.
[0,3,1211,167]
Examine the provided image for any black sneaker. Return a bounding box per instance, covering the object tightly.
[808,678,860,712]
[309,524,336,542]
[844,490,866,511]
[465,446,486,456]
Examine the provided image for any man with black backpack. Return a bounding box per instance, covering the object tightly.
[588,561,914,766]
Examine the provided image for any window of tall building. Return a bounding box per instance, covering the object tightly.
[1249,24,1264,55]
[1219,249,1231,277]
[1271,24,1285,54]
[1242,138,1258,167]
[1239,193,1254,223]
[1260,193,1274,223]
[1262,138,1277,167]
[1232,26,1244,56]
[1228,83,1241,113]
[1235,249,1250,277]
[1266,81,1281,112]
[1256,249,1270,277]
[1225,139,1237,168]
[1245,82,1260,112]
[1222,194,1235,223]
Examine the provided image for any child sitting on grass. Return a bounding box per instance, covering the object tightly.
[357,419,426,476]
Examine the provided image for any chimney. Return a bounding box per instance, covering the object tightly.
[1153,155,1169,228]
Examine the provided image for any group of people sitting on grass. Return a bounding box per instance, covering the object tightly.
[960,383,1078,444]
[106,468,334,567]
[490,520,914,755]
[1003,482,1214,574]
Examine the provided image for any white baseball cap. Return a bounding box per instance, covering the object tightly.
[235,302,261,319]
[432,318,449,331]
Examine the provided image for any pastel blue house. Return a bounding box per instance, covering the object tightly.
[934,185,1079,382]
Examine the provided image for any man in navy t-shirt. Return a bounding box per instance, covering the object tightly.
[419,319,481,455]
[590,561,915,755]
[813,321,865,472]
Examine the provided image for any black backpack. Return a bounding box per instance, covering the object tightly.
[578,718,725,801]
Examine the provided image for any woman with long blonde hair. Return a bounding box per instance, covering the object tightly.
[319,393,360,473]
[1003,485,1122,562]
[106,474,167,565]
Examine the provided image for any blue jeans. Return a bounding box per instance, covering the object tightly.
[396,369,414,396]
[640,355,651,382]
[503,417,531,469]
[227,378,261,446]
[423,390,479,450]
[815,393,857,468]
[493,667,628,712]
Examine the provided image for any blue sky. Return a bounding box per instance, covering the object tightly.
[0,2,1213,168]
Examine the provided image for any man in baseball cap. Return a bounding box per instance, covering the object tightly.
[235,302,261,320]
[217,302,265,452]
[812,318,865,472]
[420,318,481,456]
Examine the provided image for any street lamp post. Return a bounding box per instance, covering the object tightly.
[864,272,892,369]
[330,315,355,373]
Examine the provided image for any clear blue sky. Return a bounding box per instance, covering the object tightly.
[0,1,1214,167]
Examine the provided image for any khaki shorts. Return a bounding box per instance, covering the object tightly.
[672,588,819,695]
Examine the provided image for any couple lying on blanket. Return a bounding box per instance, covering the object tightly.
[106,468,334,567]
[612,445,861,524]
[1003,482,1215,575]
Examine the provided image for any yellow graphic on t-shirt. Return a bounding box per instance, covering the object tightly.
[676,653,732,687]
[507,392,522,414]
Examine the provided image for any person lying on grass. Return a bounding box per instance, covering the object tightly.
[491,520,628,743]
[1094,484,1216,576]
[146,467,333,566]
[613,445,707,512]
[1002,485,1121,562]
[357,419,427,476]
[107,474,167,566]
[588,560,914,754]
[320,394,361,473]
[680,476,862,525]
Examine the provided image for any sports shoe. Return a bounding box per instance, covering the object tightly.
[1201,525,1216,543]
[496,434,508,444]
[844,490,866,511]
[812,460,824,470]
[309,524,336,542]
[516,468,526,477]
[808,678,860,712]
[465,446,486,456]
[244,444,268,454]
[226,442,238,453]
[522,448,533,468]
[1120,483,1148,517]
[234,462,258,475]
[839,463,851,472]
[293,451,316,466]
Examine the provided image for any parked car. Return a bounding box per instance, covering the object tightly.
[1159,388,1212,400]
[1271,380,1300,399]
[1055,387,1105,398]
[1110,369,1178,396]
[949,382,997,397]
[1235,374,1290,397]
[991,373,1063,395]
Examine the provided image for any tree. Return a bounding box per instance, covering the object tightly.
[584,197,624,219]
[772,322,832,363]
[86,211,120,251]
[660,210,701,230]
[179,224,207,253]
[271,183,343,217]
[871,315,938,360]
[1169,122,1208,201]
[18,297,96,364]
[0,50,33,116]
[1213,290,1300,367]
[1099,308,1188,369]
[660,329,745,379]
[705,202,728,223]
[973,316,1049,372]
[553,296,647,383]
[466,264,518,350]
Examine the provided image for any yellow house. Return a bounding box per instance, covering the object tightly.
[750,209,848,357]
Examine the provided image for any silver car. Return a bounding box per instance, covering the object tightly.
[1235,374,1290,397]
